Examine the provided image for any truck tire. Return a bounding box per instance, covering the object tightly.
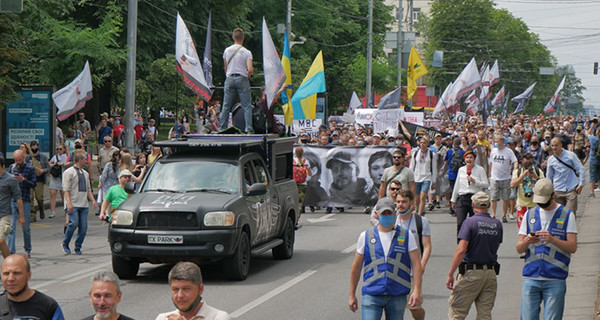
[272,216,295,259]
[112,254,139,279]
[225,231,250,281]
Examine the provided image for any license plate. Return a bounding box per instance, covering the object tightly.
[148,235,183,244]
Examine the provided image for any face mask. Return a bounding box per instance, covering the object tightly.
[379,214,396,228]
[357,141,364,146]
[388,142,395,146]
[300,139,309,144]
[531,141,539,146]
[577,129,581,133]
[115,121,120,125]
[396,208,411,216]
[537,196,553,209]
[494,143,500,149]
[503,132,509,137]
[31,148,38,153]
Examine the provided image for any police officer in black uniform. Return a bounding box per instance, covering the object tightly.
[446,191,503,320]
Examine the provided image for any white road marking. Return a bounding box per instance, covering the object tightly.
[341,243,357,254]
[33,261,111,290]
[306,213,336,223]
[230,269,318,318]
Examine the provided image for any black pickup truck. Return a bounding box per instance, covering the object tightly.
[108,134,299,280]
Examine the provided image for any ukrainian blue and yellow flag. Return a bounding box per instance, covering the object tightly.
[280,30,294,125]
[291,51,326,120]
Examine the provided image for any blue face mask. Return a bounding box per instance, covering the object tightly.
[379,214,396,227]
[397,208,411,216]
[388,142,395,146]
[494,143,500,149]
[357,141,364,146]
[115,121,120,125]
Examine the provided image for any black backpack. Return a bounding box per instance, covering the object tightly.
[450,147,464,173]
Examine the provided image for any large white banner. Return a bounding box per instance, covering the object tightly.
[53,61,93,121]
[403,112,424,125]
[299,145,396,207]
[176,13,211,102]
[355,109,404,133]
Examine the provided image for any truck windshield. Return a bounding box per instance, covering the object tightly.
[142,161,239,194]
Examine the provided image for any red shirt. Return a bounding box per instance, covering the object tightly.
[113,124,125,137]
[134,124,143,139]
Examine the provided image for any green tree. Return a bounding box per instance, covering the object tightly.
[0,14,24,110]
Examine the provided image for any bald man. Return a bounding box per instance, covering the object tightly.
[1,254,65,318]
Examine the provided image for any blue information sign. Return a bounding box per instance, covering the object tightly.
[5,86,53,159]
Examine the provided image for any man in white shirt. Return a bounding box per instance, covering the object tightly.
[219,28,254,133]
[156,262,230,320]
[488,135,518,222]
[410,136,437,216]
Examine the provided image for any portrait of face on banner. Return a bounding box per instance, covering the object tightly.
[298,145,396,207]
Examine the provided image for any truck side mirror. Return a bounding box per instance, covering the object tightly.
[124,182,136,194]
[247,183,267,196]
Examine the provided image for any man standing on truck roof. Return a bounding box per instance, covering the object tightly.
[219,28,254,134]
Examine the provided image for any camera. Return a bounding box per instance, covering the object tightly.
[524,191,533,198]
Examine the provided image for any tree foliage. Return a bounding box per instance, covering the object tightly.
[419,0,585,115]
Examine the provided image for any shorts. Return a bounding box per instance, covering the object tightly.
[590,162,600,183]
[509,187,517,200]
[406,276,423,310]
[415,180,431,194]
[490,179,511,201]
[0,215,11,240]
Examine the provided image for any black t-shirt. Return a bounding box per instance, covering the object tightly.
[8,290,64,319]
[81,314,135,320]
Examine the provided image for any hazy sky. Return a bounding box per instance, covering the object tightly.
[495,0,600,107]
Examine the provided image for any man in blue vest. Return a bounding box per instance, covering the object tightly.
[516,178,577,320]
[446,191,503,320]
[349,198,423,320]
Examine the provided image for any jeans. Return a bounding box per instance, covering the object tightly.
[362,294,407,320]
[9,201,31,253]
[521,278,566,320]
[220,75,253,133]
[63,207,89,250]
[414,180,431,194]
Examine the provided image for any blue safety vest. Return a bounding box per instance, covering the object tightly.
[523,205,571,279]
[362,226,412,296]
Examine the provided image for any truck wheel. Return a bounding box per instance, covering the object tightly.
[225,231,250,281]
[112,254,139,279]
[272,216,295,259]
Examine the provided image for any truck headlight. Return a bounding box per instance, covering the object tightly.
[113,210,134,226]
[204,211,235,226]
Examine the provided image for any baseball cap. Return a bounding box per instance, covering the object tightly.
[119,169,133,178]
[544,131,552,138]
[577,125,583,130]
[533,178,554,203]
[331,131,340,137]
[326,150,355,168]
[75,139,84,145]
[299,132,309,138]
[375,198,396,214]
[471,192,490,209]
[373,133,381,138]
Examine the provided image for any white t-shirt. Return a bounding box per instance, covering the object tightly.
[356,227,418,260]
[223,44,253,77]
[489,147,517,181]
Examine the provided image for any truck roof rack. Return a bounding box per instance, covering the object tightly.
[153,134,283,149]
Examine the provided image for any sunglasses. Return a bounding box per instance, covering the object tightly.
[390,187,400,191]
[392,156,403,159]
[104,140,112,143]
[57,148,64,151]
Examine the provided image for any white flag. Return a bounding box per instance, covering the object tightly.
[262,17,286,110]
[490,60,500,86]
[342,91,361,122]
[453,58,481,100]
[53,61,93,121]
[176,13,212,102]
[432,82,454,117]
[543,76,566,113]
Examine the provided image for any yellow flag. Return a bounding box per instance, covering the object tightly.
[407,46,429,100]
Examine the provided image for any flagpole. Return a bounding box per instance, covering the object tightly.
[124,0,138,150]
[365,0,373,108]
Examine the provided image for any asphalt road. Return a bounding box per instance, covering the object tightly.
[14,202,528,320]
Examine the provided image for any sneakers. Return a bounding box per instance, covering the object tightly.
[588,193,596,198]
[509,214,515,220]
[40,211,45,219]
[436,202,441,209]
[49,212,56,218]
[502,216,508,223]
[427,202,435,211]
[75,249,82,255]
[24,252,31,259]
[61,243,71,254]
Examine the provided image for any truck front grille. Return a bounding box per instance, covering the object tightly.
[136,212,199,229]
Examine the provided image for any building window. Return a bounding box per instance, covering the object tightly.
[412,8,421,23]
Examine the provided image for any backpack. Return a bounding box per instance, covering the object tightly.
[293,158,308,184]
[450,147,464,173]
[415,214,424,256]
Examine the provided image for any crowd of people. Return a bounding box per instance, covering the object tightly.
[292,113,588,319]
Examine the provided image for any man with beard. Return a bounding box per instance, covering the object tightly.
[0,254,65,319]
[156,262,229,320]
[83,271,133,320]
[326,150,368,206]
[379,149,415,200]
